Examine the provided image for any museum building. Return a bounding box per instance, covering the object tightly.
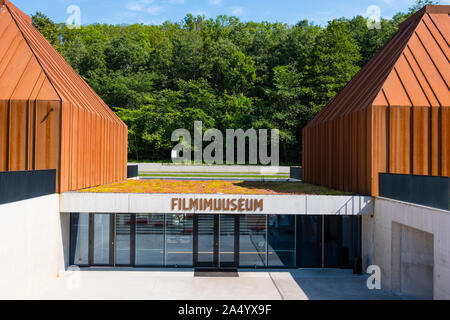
[0,1,449,299]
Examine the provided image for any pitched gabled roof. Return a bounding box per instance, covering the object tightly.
[0,0,123,125]
[306,5,450,128]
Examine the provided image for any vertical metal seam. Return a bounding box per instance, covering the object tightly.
[163,214,166,267]
[382,89,391,173]
[24,99,28,169]
[414,30,448,94]
[321,216,325,268]
[6,99,10,170]
[58,99,62,191]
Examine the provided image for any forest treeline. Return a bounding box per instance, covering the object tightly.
[32,0,433,164]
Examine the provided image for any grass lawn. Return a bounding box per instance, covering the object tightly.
[80,180,351,195]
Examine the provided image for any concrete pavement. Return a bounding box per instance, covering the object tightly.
[36,268,403,300]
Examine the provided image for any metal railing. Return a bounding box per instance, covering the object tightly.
[379,173,449,211]
[0,170,56,205]
[290,167,302,180]
[127,165,139,179]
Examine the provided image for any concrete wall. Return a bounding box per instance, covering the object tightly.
[0,194,68,299]
[361,214,374,271]
[132,163,291,174]
[61,192,373,216]
[363,197,450,300]
[393,223,434,297]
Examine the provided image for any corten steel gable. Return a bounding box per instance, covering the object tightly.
[302,5,450,196]
[0,0,128,192]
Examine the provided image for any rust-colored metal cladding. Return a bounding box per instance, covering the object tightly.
[303,5,450,196]
[0,0,128,192]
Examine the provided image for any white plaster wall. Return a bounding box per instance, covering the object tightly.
[369,198,450,300]
[0,195,66,299]
[61,192,373,216]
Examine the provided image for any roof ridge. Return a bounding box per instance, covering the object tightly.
[398,5,450,30]
[5,0,125,125]
[305,6,435,128]
[4,0,31,24]
[4,2,62,101]
[0,0,61,99]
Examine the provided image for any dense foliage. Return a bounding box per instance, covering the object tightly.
[32,0,435,164]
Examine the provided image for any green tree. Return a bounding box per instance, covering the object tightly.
[31,12,60,49]
[301,20,361,112]
[33,4,421,164]
[202,38,256,94]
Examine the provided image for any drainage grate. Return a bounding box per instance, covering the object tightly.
[194,268,239,277]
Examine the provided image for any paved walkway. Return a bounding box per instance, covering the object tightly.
[37,268,403,300]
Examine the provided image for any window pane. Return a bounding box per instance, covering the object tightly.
[115,214,131,265]
[268,215,296,267]
[70,213,89,265]
[197,215,215,265]
[240,215,266,267]
[298,216,322,267]
[93,214,110,265]
[220,215,235,266]
[341,216,361,268]
[324,216,341,268]
[165,214,193,266]
[135,214,164,266]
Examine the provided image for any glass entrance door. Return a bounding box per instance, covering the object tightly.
[219,215,238,267]
[194,215,218,267]
[194,214,239,268]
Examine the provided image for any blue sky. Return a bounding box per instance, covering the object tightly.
[11,0,450,26]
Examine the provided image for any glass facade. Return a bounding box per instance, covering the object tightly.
[324,216,341,267]
[268,215,296,267]
[70,213,89,265]
[135,214,164,266]
[93,214,111,265]
[165,214,193,267]
[323,216,362,268]
[196,215,216,266]
[240,215,267,267]
[219,215,236,266]
[115,214,131,265]
[297,216,322,267]
[69,213,360,269]
[341,216,361,268]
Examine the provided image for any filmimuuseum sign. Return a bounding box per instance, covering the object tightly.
[171,197,264,212]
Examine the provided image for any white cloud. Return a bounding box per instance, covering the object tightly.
[127,0,164,15]
[230,6,244,15]
[209,0,222,5]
